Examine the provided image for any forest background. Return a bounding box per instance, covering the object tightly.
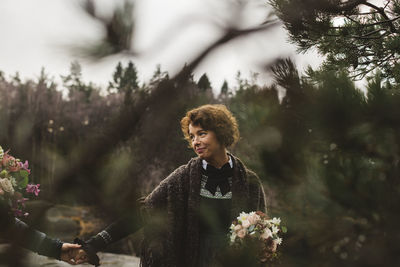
[1,0,400,266]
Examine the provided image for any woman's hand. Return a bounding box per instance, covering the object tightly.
[74,248,89,264]
[73,237,100,266]
[60,243,82,265]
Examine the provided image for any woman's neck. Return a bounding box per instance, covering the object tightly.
[206,150,229,169]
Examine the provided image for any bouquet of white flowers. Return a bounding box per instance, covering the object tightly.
[229,211,286,263]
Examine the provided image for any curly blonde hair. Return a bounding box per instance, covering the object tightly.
[180,104,240,148]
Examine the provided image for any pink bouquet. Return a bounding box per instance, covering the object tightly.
[0,145,40,217]
[229,211,286,263]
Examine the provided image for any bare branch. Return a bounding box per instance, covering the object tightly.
[326,33,342,37]
[345,15,359,24]
[383,0,390,11]
[176,19,281,79]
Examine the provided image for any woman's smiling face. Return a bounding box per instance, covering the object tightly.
[188,123,225,162]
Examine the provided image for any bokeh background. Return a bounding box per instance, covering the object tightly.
[1,0,399,266]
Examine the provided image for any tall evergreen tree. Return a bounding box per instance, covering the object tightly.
[218,80,230,101]
[197,73,212,92]
[109,61,139,105]
[61,61,93,101]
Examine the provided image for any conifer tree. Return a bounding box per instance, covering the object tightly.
[197,73,212,92]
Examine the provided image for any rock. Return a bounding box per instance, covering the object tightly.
[0,244,140,266]
[24,203,108,242]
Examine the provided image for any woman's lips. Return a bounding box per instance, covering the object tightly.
[196,148,205,154]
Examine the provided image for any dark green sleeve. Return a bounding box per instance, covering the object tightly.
[0,200,13,229]
[11,218,63,259]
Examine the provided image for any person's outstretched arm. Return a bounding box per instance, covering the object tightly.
[87,213,142,251]
[75,169,183,265]
[6,218,81,264]
[74,206,144,265]
[12,218,63,258]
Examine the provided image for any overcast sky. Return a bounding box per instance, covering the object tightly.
[0,0,323,94]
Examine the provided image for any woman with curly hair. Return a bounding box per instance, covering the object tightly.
[75,104,267,267]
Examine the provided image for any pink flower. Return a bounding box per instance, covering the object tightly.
[261,228,273,240]
[17,197,29,208]
[242,219,251,228]
[0,187,3,195]
[248,213,260,225]
[19,160,30,174]
[234,224,242,231]
[2,152,21,172]
[26,184,40,196]
[237,229,246,239]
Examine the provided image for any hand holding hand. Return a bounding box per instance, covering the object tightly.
[60,243,82,265]
[73,238,100,266]
[74,248,89,265]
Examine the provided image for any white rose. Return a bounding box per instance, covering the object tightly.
[0,178,14,195]
[242,219,251,228]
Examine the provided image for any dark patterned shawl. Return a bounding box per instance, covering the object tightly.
[140,154,266,267]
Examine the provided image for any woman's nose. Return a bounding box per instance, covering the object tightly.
[192,136,200,145]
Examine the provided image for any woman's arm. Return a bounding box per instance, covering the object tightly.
[247,170,267,213]
[1,201,81,263]
[76,167,186,264]
[84,212,142,251]
[7,218,81,263]
[12,218,63,258]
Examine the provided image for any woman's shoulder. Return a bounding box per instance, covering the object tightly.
[230,154,261,183]
[161,157,201,184]
[246,168,259,179]
[245,167,262,187]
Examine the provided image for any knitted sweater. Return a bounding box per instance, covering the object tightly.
[140,154,266,267]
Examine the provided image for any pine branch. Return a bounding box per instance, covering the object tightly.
[363,1,399,33]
